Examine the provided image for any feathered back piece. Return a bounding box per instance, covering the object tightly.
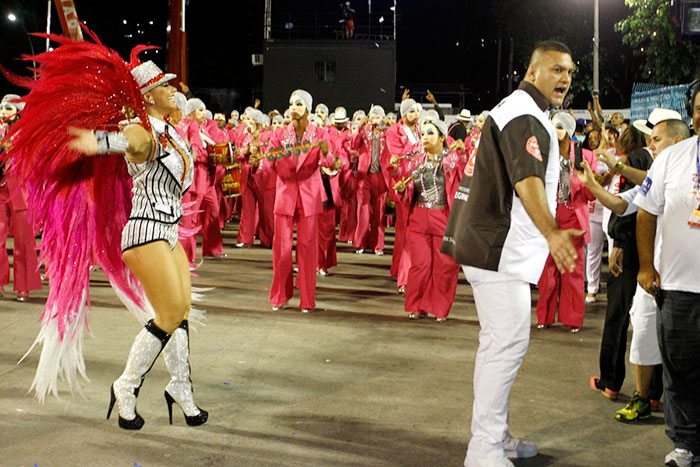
[1,27,154,401]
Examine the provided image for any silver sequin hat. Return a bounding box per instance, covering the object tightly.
[131,60,177,94]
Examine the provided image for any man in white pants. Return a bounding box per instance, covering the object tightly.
[442,41,582,467]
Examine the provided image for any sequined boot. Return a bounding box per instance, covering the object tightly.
[162,320,208,426]
[107,319,171,430]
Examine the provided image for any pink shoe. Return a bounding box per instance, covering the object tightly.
[590,376,619,401]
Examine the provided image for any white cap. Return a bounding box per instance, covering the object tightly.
[353,110,366,120]
[185,98,206,117]
[1,93,25,111]
[552,112,576,138]
[369,105,385,118]
[247,109,266,125]
[315,103,329,115]
[173,92,187,113]
[204,109,213,120]
[290,89,313,113]
[272,115,284,124]
[130,60,177,94]
[400,98,419,117]
[422,118,448,137]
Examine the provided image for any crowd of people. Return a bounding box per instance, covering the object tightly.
[1,35,699,467]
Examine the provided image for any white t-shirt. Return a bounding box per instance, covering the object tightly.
[634,136,700,293]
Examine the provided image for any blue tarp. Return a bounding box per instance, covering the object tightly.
[630,82,692,125]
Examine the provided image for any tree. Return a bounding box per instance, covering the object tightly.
[615,0,700,84]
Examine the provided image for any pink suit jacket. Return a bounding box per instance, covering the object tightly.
[395,149,467,210]
[350,124,392,193]
[568,143,597,245]
[264,123,333,218]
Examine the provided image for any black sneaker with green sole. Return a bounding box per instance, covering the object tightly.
[615,394,652,423]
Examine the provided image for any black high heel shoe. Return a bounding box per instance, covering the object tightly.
[164,390,208,426]
[107,385,145,430]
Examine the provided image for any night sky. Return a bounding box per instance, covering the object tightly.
[1,0,634,113]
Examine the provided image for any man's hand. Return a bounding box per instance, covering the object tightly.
[254,98,261,109]
[609,247,624,277]
[393,179,408,192]
[574,160,597,187]
[332,157,343,170]
[638,265,661,296]
[318,140,329,154]
[389,154,400,169]
[401,88,410,101]
[249,153,262,167]
[448,140,466,152]
[179,82,190,94]
[67,127,98,155]
[545,228,586,274]
[426,89,437,104]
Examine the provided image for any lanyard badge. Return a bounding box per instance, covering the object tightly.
[688,140,700,228]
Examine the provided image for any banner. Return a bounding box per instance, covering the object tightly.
[53,0,83,42]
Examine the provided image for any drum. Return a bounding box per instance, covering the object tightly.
[221,163,242,198]
[208,142,235,167]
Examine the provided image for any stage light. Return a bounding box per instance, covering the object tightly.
[7,13,17,22]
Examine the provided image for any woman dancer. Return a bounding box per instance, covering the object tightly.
[3,32,206,429]
[392,118,466,322]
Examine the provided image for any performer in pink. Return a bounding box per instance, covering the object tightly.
[252,113,276,248]
[204,112,234,236]
[235,109,268,247]
[0,94,42,301]
[337,110,362,243]
[3,32,207,428]
[180,98,225,261]
[351,105,391,255]
[536,113,595,332]
[392,118,466,321]
[254,90,333,313]
[386,98,422,293]
[316,111,347,275]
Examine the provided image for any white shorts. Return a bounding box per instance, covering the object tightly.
[629,284,662,366]
[121,219,179,252]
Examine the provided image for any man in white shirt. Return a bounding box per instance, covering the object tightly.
[634,86,700,467]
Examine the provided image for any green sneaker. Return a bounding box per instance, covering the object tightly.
[615,394,652,423]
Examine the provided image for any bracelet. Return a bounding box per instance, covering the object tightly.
[614,161,625,174]
[95,130,129,154]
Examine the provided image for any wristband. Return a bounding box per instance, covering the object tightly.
[95,130,129,154]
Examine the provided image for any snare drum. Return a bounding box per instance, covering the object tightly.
[222,163,242,198]
[208,142,235,167]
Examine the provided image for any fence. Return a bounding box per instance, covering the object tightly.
[630,82,692,123]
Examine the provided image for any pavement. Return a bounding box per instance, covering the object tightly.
[0,225,670,466]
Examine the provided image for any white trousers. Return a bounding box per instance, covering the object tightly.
[629,284,662,366]
[585,219,605,294]
[463,266,532,460]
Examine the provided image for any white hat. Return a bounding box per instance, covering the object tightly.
[400,98,419,117]
[283,109,292,119]
[272,115,284,124]
[204,109,213,120]
[173,92,187,113]
[130,60,177,94]
[632,119,652,136]
[552,112,576,138]
[456,109,472,122]
[334,106,349,123]
[315,103,329,115]
[290,89,313,113]
[633,108,684,135]
[1,93,25,111]
[369,105,385,118]
[230,110,240,118]
[185,98,206,117]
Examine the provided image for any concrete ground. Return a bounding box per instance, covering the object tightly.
[0,226,670,467]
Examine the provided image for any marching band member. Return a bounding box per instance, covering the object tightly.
[254,90,335,313]
[351,105,391,255]
[0,94,42,301]
[386,98,422,293]
[336,108,358,244]
[392,118,466,321]
[180,98,225,261]
[315,103,330,127]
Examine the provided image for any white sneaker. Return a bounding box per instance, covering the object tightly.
[502,432,537,459]
[464,453,514,467]
[665,448,699,467]
[585,293,597,303]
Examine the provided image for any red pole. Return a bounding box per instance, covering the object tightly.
[167,0,188,87]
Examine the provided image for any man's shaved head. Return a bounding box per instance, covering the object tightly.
[528,40,573,67]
